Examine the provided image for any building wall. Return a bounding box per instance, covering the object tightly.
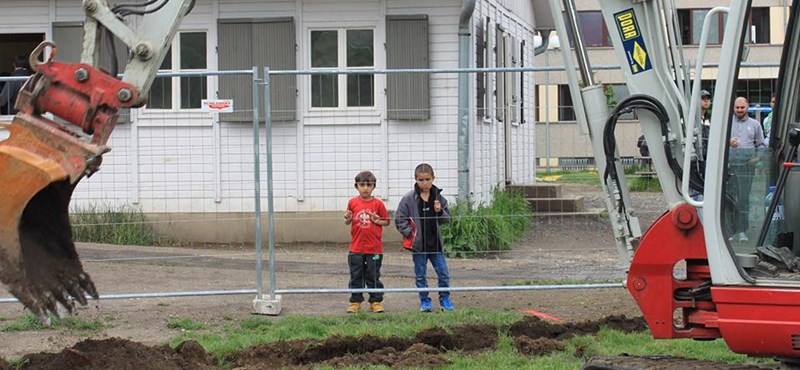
[533,0,789,164]
[0,0,537,234]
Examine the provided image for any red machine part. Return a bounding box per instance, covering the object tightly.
[626,204,721,340]
[16,60,139,146]
[630,204,800,358]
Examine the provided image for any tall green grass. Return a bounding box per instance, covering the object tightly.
[442,188,532,258]
[71,203,158,245]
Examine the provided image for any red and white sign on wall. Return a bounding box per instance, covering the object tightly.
[201,99,234,113]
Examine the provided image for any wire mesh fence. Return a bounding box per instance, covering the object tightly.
[0,63,781,311]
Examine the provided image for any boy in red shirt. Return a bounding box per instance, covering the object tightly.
[343,171,390,313]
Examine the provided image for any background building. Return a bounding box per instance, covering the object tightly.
[533,0,789,163]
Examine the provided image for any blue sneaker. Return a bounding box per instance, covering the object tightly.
[420,299,432,312]
[440,297,455,311]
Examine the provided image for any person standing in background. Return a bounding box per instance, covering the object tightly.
[0,55,31,115]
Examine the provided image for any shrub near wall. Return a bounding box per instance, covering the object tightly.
[71,204,157,246]
[442,189,532,258]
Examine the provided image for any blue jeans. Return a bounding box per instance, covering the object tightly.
[412,252,450,302]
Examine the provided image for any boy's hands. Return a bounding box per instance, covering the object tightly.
[433,200,442,213]
[344,209,353,224]
[370,211,389,226]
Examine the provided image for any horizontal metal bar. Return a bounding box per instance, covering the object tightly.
[0,289,257,303]
[267,62,780,76]
[0,283,624,303]
[274,282,624,294]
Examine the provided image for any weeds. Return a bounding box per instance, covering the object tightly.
[1,314,104,332]
[442,188,532,258]
[167,318,207,331]
[71,203,158,245]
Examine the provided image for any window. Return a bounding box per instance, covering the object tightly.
[148,31,208,109]
[578,12,612,47]
[677,8,769,45]
[735,78,776,108]
[678,9,726,45]
[563,12,612,48]
[746,8,770,44]
[475,17,487,119]
[310,29,374,108]
[558,85,576,121]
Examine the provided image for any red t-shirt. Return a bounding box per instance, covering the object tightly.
[347,197,388,254]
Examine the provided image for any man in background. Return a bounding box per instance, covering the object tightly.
[0,55,31,115]
[728,96,766,242]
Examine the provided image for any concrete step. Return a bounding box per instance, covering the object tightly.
[507,184,562,198]
[526,196,584,213]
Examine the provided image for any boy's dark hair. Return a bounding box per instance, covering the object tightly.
[13,55,28,70]
[414,163,435,177]
[354,171,377,186]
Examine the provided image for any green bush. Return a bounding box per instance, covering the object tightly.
[442,188,532,258]
[71,203,158,245]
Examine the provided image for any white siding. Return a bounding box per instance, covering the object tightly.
[2,0,536,219]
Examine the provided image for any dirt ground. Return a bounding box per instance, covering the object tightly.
[0,184,772,369]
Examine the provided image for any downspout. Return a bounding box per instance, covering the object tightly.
[458,0,476,202]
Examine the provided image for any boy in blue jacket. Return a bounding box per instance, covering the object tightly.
[395,163,453,312]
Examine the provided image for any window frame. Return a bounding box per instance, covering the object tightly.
[146,30,210,111]
[308,27,376,111]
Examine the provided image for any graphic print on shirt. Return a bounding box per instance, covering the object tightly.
[356,209,374,229]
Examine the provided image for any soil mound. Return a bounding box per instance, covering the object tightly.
[3,314,754,369]
[17,338,215,370]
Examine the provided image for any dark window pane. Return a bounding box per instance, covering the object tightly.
[311,74,337,107]
[678,10,691,45]
[180,32,206,69]
[180,76,206,108]
[558,85,575,121]
[346,30,373,67]
[148,76,172,109]
[692,10,722,44]
[311,30,338,68]
[160,47,172,69]
[578,12,604,47]
[347,74,373,107]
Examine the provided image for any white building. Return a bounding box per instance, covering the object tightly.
[0,0,540,243]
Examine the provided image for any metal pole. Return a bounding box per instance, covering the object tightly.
[545,51,551,173]
[263,67,277,301]
[562,0,595,86]
[251,67,263,300]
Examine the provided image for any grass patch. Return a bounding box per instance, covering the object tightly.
[538,170,600,186]
[71,203,158,245]
[627,176,662,192]
[166,318,207,331]
[541,169,662,193]
[442,188,532,258]
[1,313,104,332]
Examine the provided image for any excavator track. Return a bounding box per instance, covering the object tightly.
[582,356,781,370]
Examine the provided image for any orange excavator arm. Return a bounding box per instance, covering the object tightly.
[0,0,193,323]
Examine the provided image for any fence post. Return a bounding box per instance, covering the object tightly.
[253,66,282,315]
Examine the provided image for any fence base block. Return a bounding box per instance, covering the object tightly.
[252,294,282,315]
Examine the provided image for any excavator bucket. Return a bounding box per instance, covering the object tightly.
[0,113,100,322]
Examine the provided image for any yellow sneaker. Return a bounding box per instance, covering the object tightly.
[370,302,385,313]
[347,302,361,313]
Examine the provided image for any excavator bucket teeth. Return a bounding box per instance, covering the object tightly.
[0,116,101,319]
